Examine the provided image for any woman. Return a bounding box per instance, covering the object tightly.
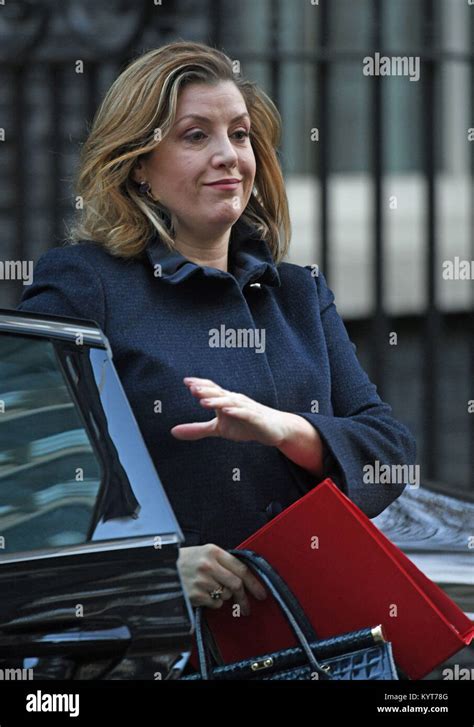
[17,41,416,619]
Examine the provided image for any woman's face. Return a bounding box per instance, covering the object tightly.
[134,80,256,240]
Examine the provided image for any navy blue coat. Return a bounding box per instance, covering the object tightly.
[17,218,416,549]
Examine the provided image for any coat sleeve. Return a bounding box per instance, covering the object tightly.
[16,245,106,331]
[294,267,417,518]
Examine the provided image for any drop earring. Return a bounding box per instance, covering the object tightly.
[138,181,159,203]
[138,181,151,196]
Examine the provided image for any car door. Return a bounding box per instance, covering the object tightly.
[0,308,194,680]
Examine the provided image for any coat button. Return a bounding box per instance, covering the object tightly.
[265,501,283,521]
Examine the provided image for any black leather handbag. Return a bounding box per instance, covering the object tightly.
[181,549,399,680]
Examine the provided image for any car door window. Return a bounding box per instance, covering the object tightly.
[0,334,102,554]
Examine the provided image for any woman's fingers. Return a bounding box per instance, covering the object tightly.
[204,582,233,608]
[192,546,250,614]
[188,384,230,400]
[210,562,252,615]
[177,377,282,445]
[199,396,238,408]
[186,382,224,394]
[170,419,218,440]
[179,544,268,613]
[217,551,268,604]
[185,378,250,404]
[184,377,223,391]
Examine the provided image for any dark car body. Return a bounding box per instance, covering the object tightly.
[0,308,194,680]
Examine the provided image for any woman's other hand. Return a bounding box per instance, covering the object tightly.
[177,544,267,613]
[171,377,293,446]
[170,377,325,476]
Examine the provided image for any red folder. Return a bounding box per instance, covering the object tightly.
[189,478,474,680]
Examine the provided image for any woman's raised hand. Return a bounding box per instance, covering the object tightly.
[170,377,291,446]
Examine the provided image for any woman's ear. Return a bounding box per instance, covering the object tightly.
[131,159,145,184]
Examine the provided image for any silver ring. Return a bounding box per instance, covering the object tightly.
[209,585,224,600]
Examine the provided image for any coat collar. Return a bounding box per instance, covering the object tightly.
[145,217,281,290]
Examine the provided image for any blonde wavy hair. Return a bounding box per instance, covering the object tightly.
[68,40,291,262]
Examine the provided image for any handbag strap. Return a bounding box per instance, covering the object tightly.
[229,549,321,640]
[194,548,333,680]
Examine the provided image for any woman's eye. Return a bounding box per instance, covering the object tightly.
[234,130,250,141]
[186,131,206,142]
[184,130,250,143]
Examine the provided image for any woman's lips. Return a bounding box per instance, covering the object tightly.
[205,180,241,190]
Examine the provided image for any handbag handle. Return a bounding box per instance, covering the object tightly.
[194,548,333,680]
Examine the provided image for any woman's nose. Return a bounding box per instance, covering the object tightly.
[212,136,239,166]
